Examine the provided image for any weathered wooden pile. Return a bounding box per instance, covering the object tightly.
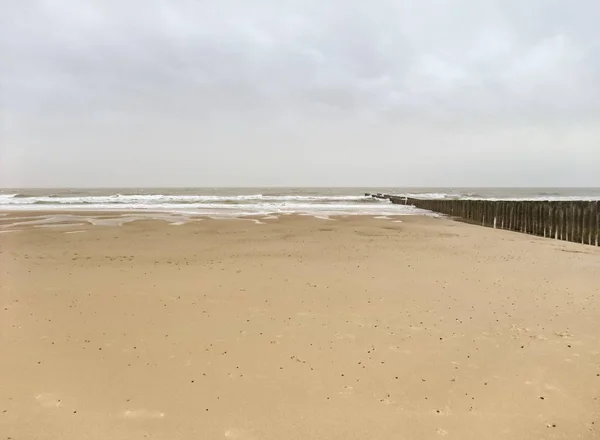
[366,193,600,246]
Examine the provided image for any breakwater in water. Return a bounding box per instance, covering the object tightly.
[367,193,600,246]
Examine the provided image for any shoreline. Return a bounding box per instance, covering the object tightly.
[0,210,425,230]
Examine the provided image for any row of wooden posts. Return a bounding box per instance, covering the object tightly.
[367,193,600,246]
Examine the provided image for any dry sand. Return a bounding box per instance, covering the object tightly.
[1,212,599,439]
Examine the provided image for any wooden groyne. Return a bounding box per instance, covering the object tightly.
[366,194,600,246]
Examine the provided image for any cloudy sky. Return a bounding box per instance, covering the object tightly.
[1,0,599,187]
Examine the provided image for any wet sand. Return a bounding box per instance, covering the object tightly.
[1,213,599,439]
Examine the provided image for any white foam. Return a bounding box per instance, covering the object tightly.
[3,192,598,212]
[4,215,79,227]
[35,223,87,228]
[0,193,374,206]
[0,213,199,229]
[300,213,334,220]
[85,217,141,226]
[0,192,436,217]
[395,193,600,201]
[399,193,452,200]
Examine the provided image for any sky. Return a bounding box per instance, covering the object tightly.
[1,0,599,187]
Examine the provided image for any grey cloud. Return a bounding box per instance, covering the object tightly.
[1,0,599,186]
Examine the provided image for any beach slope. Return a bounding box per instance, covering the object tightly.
[1,214,599,439]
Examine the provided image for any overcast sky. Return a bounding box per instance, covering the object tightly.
[1,0,599,187]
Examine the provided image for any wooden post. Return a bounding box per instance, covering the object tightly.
[567,202,573,241]
[514,202,521,233]
[548,202,554,238]
[567,203,574,242]
[582,202,590,245]
[541,202,547,237]
[540,203,545,237]
[541,203,547,237]
[574,203,582,243]
[539,203,546,237]
[495,201,500,229]
[498,201,505,229]
[563,203,569,241]
[563,202,568,240]
[558,203,565,240]
[511,201,516,231]
[547,202,552,237]
[482,202,488,226]
[483,202,489,227]
[529,202,535,235]
[552,202,562,240]
[551,202,558,239]
[575,202,581,243]
[511,201,517,231]
[590,201,600,246]
[536,203,541,236]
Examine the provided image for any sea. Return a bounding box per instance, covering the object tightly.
[1,188,599,218]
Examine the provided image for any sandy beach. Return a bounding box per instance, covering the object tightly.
[1,212,599,439]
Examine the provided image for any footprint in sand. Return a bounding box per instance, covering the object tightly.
[388,345,411,354]
[123,409,165,419]
[35,393,62,408]
[224,428,256,440]
[339,385,354,396]
[334,333,356,340]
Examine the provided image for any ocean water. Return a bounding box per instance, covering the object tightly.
[0,188,599,217]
